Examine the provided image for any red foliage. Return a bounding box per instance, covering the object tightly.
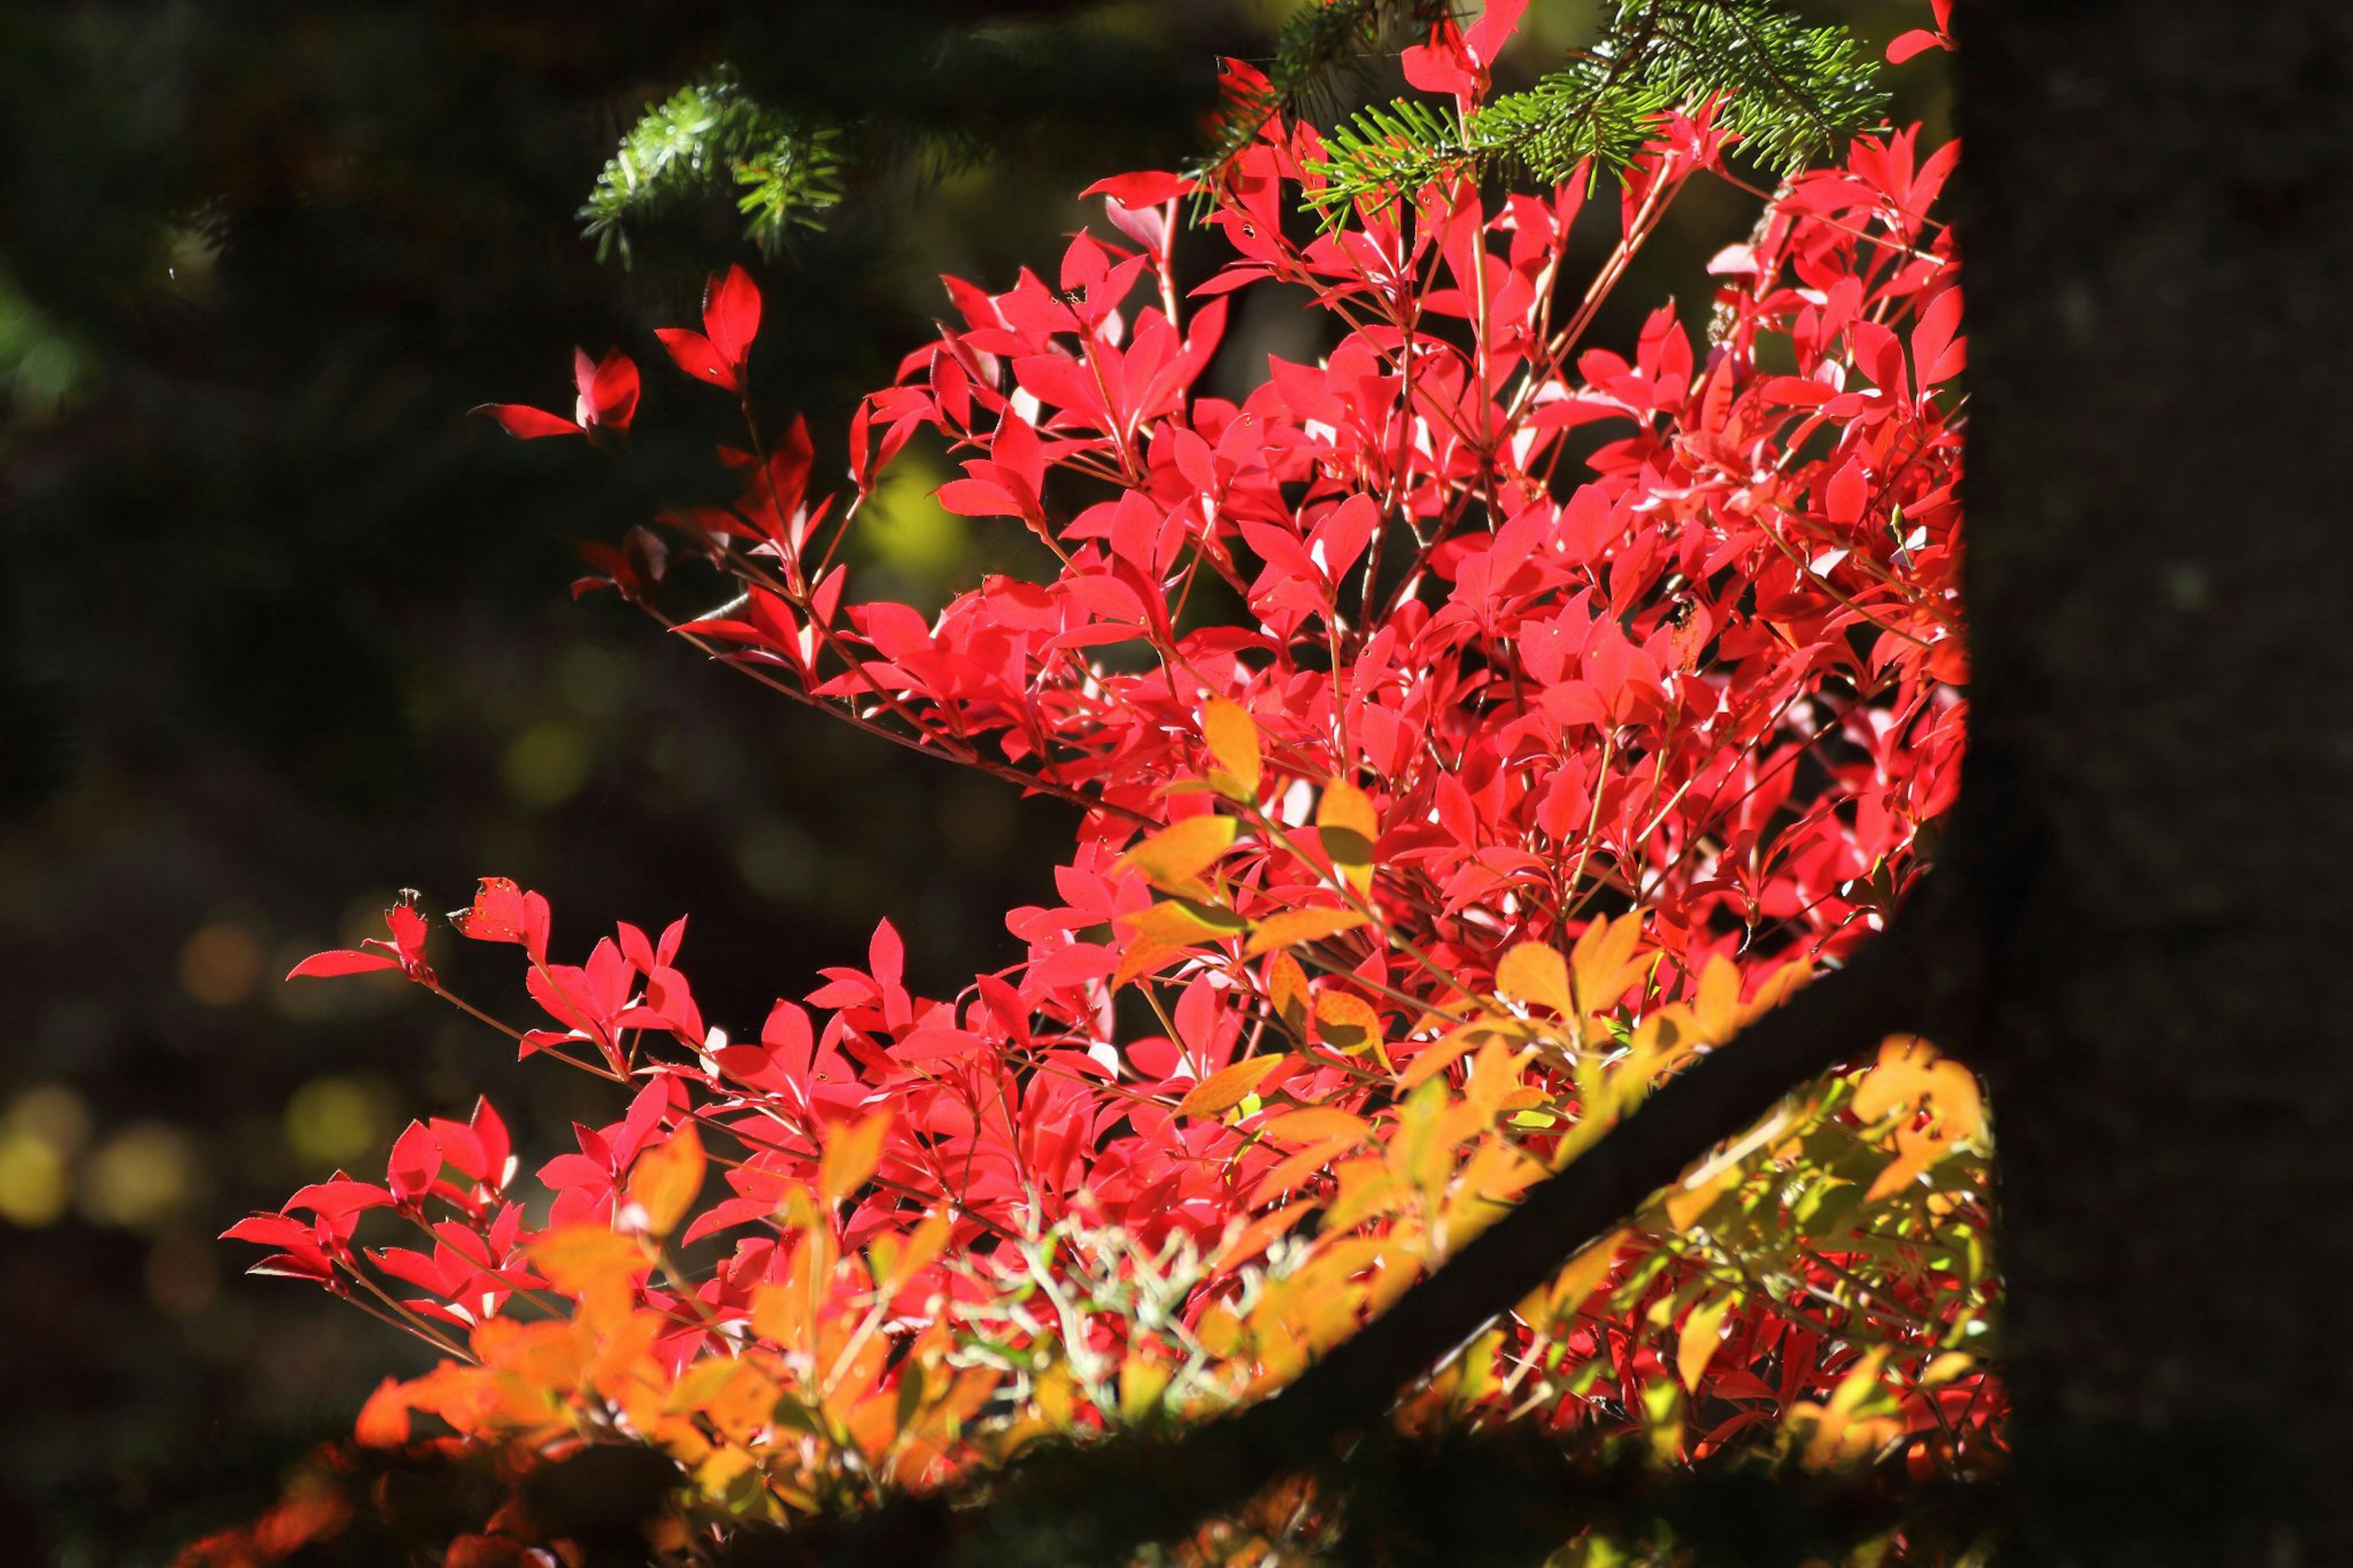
[217,23,1988,1561]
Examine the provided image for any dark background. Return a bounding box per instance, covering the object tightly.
[0,4,1942,1561]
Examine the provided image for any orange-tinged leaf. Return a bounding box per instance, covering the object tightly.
[1262,1107,1370,1146]
[531,1225,648,1295]
[1120,899,1246,947]
[1218,1198,1313,1270]
[819,1110,891,1204]
[1865,1121,1947,1202]
[1664,1165,1738,1230]
[1250,1137,1359,1203]
[1267,950,1311,1036]
[1243,906,1369,956]
[1693,955,1743,1041]
[1201,699,1262,800]
[354,1377,412,1447]
[1317,779,1379,895]
[1496,942,1574,1017]
[1677,1294,1735,1392]
[871,1209,952,1298]
[1854,1034,1984,1141]
[1571,909,1648,1011]
[626,1123,705,1237]
[1398,1013,1517,1089]
[1312,990,1384,1056]
[1120,814,1237,891]
[1521,1228,1624,1324]
[1176,1055,1287,1118]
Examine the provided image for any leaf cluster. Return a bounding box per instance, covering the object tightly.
[578,67,846,266]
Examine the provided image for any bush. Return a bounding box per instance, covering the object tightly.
[191,18,1988,1567]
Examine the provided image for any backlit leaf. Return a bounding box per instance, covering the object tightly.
[1200,699,1262,801]
[627,1123,706,1237]
[1176,1055,1287,1118]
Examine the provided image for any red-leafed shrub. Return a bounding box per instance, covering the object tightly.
[202,18,1988,1565]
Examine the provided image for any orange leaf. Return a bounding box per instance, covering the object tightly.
[1496,942,1574,1018]
[1243,906,1368,957]
[354,1377,412,1448]
[531,1224,648,1295]
[1692,955,1743,1042]
[1570,909,1648,1012]
[1201,699,1262,801]
[1262,1107,1370,1146]
[627,1123,705,1238]
[1176,1055,1287,1118]
[1267,950,1311,1036]
[1312,990,1384,1056]
[819,1110,890,1204]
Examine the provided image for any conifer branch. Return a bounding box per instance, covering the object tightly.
[578,69,844,266]
[1304,0,1888,219]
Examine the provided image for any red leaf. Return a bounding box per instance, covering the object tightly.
[1886,28,1946,63]
[1080,170,1196,208]
[286,949,400,979]
[656,328,738,391]
[450,877,551,963]
[575,348,640,430]
[704,264,762,365]
[473,403,580,440]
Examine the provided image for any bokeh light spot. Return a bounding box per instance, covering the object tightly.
[284,1074,393,1168]
[80,1123,201,1230]
[178,920,265,1006]
[0,1134,68,1226]
[501,719,592,807]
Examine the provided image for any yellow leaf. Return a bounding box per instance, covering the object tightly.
[1119,1355,1172,1423]
[626,1123,705,1238]
[1176,1054,1288,1118]
[1664,1164,1738,1231]
[1676,1295,1735,1392]
[1496,942,1574,1018]
[1312,990,1384,1057]
[1115,900,1247,987]
[1521,1229,1624,1325]
[1317,779,1379,895]
[819,1109,891,1204]
[1119,814,1237,892]
[1919,1352,1976,1388]
[1200,699,1262,801]
[1244,905,1369,958]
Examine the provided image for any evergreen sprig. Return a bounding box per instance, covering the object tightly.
[578,69,844,266]
[1204,0,1452,173]
[1304,0,1887,220]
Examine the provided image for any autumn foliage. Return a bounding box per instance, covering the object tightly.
[192,10,1986,1564]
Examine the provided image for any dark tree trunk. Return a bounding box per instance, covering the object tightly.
[1953,6,2353,1559]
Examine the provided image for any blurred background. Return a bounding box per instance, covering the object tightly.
[0,3,1943,1561]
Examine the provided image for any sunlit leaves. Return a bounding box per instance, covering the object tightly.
[626,1123,705,1237]
[1176,1055,1287,1119]
[1200,699,1262,802]
[1120,813,1238,894]
[229,40,1988,1558]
